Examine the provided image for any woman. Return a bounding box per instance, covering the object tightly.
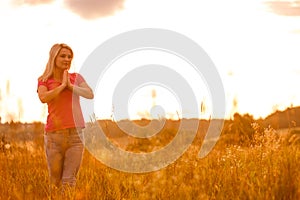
[37,43,94,190]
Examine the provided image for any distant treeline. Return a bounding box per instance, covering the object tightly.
[1,106,300,146]
[263,106,300,129]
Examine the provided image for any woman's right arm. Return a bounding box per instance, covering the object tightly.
[38,70,69,103]
[38,84,66,103]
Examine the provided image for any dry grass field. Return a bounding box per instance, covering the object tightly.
[0,114,300,199]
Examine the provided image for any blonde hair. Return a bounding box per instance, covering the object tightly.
[38,43,74,81]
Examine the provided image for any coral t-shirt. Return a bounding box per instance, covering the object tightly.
[38,73,86,132]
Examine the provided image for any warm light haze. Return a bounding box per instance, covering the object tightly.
[0,0,299,123]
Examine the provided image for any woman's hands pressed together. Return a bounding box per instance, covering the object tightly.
[38,70,94,103]
[61,70,69,88]
[64,70,94,99]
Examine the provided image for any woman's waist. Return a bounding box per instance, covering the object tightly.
[46,127,83,135]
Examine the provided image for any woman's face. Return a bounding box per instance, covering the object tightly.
[55,48,73,70]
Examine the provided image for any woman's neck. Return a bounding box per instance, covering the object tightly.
[53,68,64,82]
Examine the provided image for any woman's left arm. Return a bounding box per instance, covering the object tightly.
[68,81,94,99]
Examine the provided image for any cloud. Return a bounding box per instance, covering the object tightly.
[12,0,54,6]
[265,1,300,16]
[11,0,125,19]
[63,0,125,19]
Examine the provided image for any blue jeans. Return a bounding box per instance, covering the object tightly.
[44,128,84,188]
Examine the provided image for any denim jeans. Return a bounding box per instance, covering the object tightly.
[44,128,84,188]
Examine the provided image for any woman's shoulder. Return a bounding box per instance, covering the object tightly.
[69,72,79,76]
[69,72,83,79]
[38,77,56,84]
[69,72,85,83]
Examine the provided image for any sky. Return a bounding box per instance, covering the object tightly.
[0,0,299,123]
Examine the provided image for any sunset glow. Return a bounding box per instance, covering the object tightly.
[0,0,300,123]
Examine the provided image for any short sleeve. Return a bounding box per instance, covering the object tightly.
[71,73,86,86]
[37,80,47,92]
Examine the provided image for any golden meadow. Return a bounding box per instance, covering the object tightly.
[1,110,300,199]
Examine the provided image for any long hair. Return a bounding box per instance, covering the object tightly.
[38,43,74,82]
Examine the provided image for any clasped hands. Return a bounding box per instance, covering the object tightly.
[61,70,74,91]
